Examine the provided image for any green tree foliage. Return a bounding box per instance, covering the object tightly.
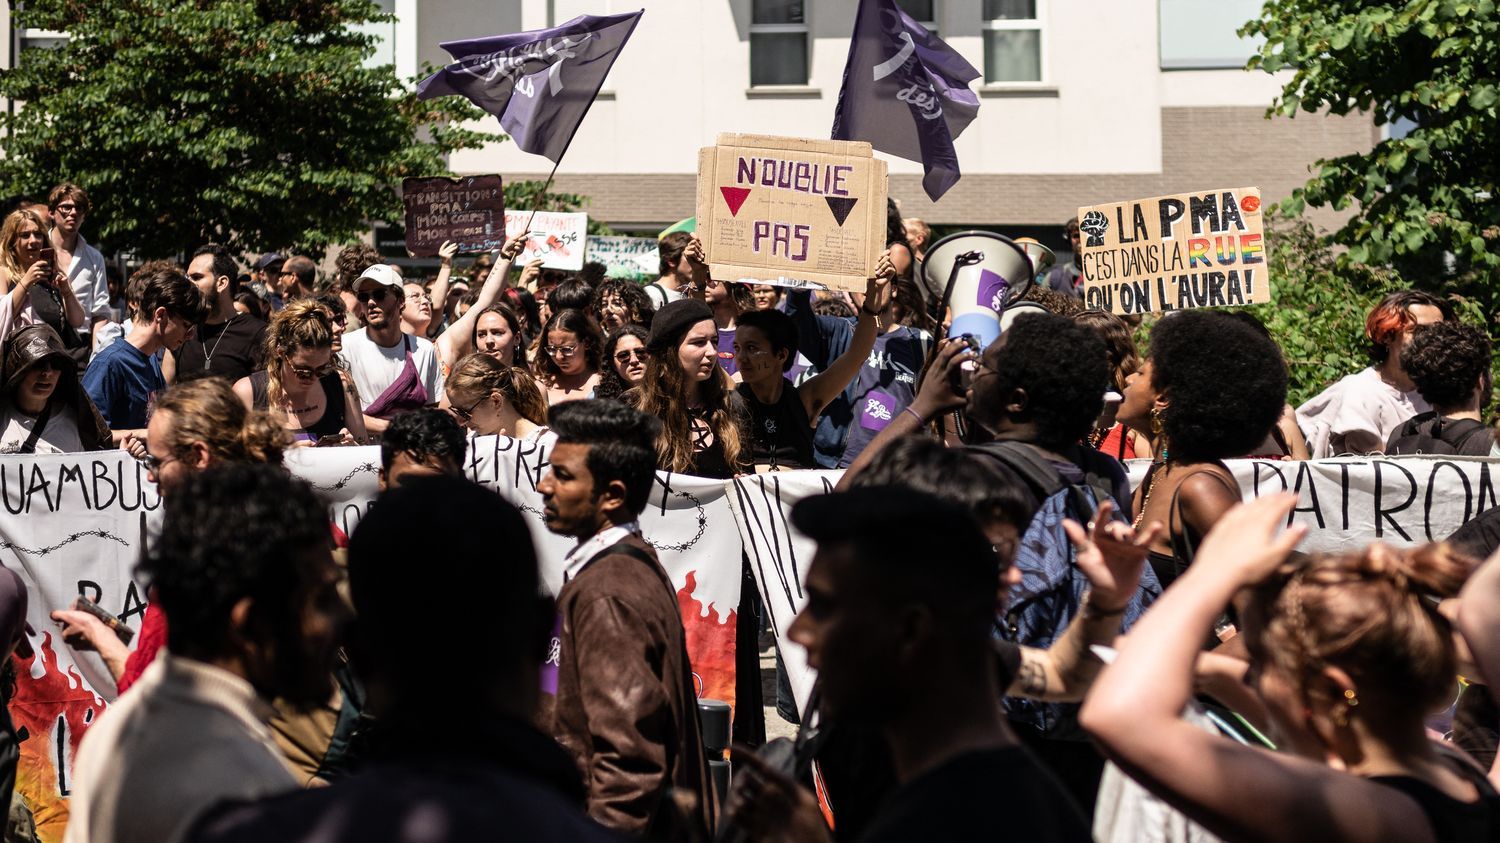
[0,0,487,257]
[1242,0,1500,284]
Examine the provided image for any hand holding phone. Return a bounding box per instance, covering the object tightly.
[72,596,134,644]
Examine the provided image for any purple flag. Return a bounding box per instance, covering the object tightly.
[416,11,643,164]
[831,0,980,201]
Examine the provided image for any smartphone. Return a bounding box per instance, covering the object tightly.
[314,434,348,447]
[38,247,55,271]
[72,596,134,644]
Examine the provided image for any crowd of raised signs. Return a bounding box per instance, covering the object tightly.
[0,182,1496,843]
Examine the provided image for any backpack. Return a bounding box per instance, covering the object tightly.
[969,440,1161,742]
[1385,412,1495,457]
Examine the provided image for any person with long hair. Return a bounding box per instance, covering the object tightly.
[0,208,88,361]
[470,302,528,371]
[535,308,603,406]
[1297,289,1454,457]
[590,278,655,334]
[1118,310,1288,590]
[1082,494,1500,842]
[54,377,290,688]
[443,352,547,440]
[595,324,649,401]
[232,300,366,445]
[627,299,748,478]
[1073,309,1150,460]
[735,260,893,471]
[502,286,542,348]
[428,235,525,375]
[0,324,111,453]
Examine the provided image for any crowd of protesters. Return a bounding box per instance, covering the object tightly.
[0,182,1492,842]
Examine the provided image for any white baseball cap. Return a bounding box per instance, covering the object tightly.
[356,264,404,291]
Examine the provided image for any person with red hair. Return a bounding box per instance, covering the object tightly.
[1296,290,1453,457]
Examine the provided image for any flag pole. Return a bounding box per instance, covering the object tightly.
[522,156,563,232]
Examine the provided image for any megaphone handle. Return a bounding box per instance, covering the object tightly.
[936,251,983,330]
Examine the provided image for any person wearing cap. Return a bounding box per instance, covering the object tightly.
[0,323,112,453]
[724,488,1091,843]
[252,252,287,312]
[536,399,717,839]
[340,264,444,436]
[169,243,268,384]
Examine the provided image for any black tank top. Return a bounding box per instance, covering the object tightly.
[737,382,816,470]
[1372,747,1500,842]
[249,370,346,442]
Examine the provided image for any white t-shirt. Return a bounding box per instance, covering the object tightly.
[644,281,685,309]
[66,235,111,327]
[340,327,445,411]
[1296,366,1429,457]
[0,404,83,454]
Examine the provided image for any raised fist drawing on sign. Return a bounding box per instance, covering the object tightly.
[1080,210,1109,247]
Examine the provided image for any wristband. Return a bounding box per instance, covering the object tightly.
[902,406,925,425]
[861,303,882,318]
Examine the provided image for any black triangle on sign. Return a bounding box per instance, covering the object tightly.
[825,196,858,227]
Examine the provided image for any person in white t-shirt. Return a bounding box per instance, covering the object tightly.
[46,183,112,352]
[341,264,444,436]
[0,324,111,454]
[1296,290,1453,457]
[644,231,700,309]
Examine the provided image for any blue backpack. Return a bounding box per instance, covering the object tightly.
[969,441,1161,742]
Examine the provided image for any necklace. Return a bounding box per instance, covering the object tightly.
[202,314,239,371]
[1133,458,1168,530]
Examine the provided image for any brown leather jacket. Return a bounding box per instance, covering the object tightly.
[547,533,717,840]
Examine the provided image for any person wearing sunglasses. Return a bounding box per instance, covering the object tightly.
[233,300,366,446]
[341,264,445,435]
[46,183,112,355]
[536,307,603,407]
[443,352,547,440]
[595,324,649,401]
[0,324,111,454]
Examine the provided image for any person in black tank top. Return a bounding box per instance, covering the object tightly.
[232,301,366,445]
[733,264,896,471]
[1084,494,1500,843]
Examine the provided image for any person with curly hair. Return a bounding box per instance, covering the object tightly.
[232,300,367,445]
[590,278,655,333]
[1073,309,1150,460]
[1118,310,1288,589]
[1083,493,1500,843]
[595,324,649,401]
[1386,321,1497,456]
[535,308,603,406]
[1297,289,1453,456]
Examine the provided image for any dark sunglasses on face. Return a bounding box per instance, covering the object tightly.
[289,362,336,380]
[356,288,393,304]
[450,393,488,424]
[614,348,648,364]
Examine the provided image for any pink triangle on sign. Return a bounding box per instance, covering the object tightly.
[720,186,752,217]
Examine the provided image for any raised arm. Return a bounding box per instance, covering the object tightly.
[425,241,458,331]
[798,253,895,418]
[1079,495,1433,843]
[437,234,526,368]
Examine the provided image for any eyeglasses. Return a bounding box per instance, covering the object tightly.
[54,204,83,216]
[288,362,336,380]
[139,452,178,473]
[613,348,647,364]
[407,290,431,301]
[545,344,579,358]
[449,393,489,424]
[356,288,393,304]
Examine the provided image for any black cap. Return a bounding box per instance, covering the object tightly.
[647,298,714,352]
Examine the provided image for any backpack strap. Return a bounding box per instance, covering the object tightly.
[1439,417,1493,457]
[968,440,1101,525]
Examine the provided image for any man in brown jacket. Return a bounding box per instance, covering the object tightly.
[538,399,717,840]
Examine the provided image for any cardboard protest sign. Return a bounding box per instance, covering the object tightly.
[504,210,588,271]
[588,235,659,279]
[696,133,887,292]
[1077,186,1268,315]
[401,175,507,257]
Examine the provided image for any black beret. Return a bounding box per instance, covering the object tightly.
[647,298,714,352]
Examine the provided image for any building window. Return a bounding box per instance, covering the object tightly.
[349,0,398,70]
[983,0,1043,83]
[750,0,809,86]
[896,0,937,32]
[1159,0,1265,69]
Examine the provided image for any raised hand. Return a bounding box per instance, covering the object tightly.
[1063,500,1163,612]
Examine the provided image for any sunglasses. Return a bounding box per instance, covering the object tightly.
[288,362,336,380]
[614,348,648,364]
[356,288,393,304]
[545,344,579,358]
[449,393,489,424]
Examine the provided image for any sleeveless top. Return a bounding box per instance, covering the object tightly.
[249,370,347,442]
[737,382,816,470]
[1372,746,1500,842]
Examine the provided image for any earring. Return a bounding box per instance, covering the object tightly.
[1333,689,1358,728]
[1150,407,1170,462]
[1343,689,1358,708]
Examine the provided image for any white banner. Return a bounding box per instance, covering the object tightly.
[503,210,588,270]
[2,437,741,839]
[729,457,1500,716]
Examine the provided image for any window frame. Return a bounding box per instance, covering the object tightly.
[981,0,1048,85]
[895,0,938,33]
[748,0,811,88]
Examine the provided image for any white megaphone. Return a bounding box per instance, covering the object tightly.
[1014,237,1056,282]
[922,231,1036,349]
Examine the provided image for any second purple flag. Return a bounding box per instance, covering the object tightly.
[831,0,981,202]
